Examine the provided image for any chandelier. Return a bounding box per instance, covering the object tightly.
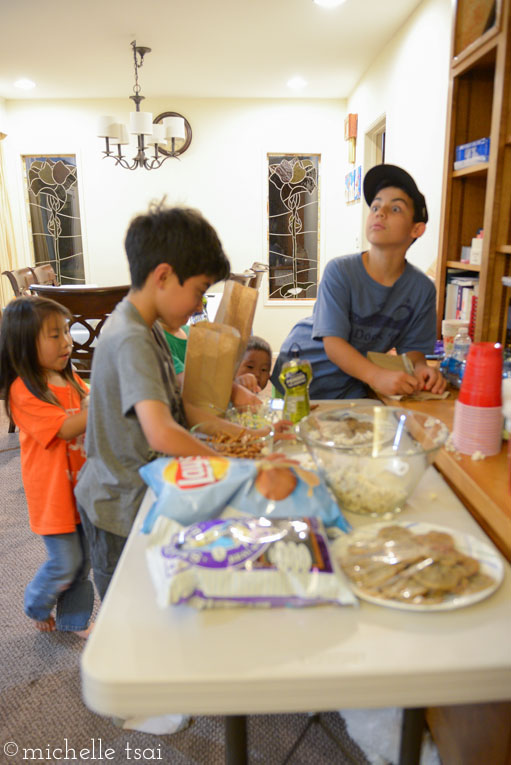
[97,41,192,171]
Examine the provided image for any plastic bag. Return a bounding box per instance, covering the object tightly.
[145,513,357,609]
[140,455,256,533]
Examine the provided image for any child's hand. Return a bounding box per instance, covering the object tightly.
[373,369,420,397]
[273,419,297,441]
[235,373,261,393]
[231,381,262,409]
[414,363,447,394]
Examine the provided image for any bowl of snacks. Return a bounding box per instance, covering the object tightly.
[298,405,449,518]
[190,421,273,459]
[224,401,279,429]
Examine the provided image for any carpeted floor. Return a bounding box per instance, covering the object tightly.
[0,411,440,764]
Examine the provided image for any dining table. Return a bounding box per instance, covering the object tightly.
[80,405,511,765]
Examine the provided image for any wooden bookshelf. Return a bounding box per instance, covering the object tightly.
[436,0,511,345]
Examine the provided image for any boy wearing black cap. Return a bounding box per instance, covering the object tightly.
[271,164,446,399]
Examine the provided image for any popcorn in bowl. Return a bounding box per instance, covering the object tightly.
[298,405,449,517]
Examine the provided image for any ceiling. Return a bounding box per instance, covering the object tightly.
[0,0,424,101]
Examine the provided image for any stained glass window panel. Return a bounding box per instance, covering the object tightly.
[268,154,319,301]
[23,155,85,284]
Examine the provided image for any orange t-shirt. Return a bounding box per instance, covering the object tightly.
[10,375,88,535]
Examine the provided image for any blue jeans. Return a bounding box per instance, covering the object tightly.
[77,505,127,601]
[24,524,94,631]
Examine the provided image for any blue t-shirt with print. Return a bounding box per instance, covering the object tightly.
[271,253,437,400]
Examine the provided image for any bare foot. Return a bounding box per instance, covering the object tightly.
[73,622,94,640]
[34,616,56,632]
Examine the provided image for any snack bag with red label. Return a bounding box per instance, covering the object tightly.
[139,455,257,533]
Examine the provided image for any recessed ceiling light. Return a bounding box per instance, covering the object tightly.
[14,78,36,90]
[313,0,346,8]
[287,76,307,90]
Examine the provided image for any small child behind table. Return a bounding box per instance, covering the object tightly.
[161,326,272,402]
[236,336,272,393]
[0,297,93,637]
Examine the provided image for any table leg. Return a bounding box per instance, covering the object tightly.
[225,715,248,765]
[398,707,425,765]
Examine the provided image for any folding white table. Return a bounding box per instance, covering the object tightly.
[81,466,511,764]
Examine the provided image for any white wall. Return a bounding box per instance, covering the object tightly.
[2,0,452,351]
[344,0,453,274]
[3,98,346,349]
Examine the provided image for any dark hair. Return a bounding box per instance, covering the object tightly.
[0,296,86,420]
[125,201,231,289]
[245,335,272,360]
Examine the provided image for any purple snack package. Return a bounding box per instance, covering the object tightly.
[145,514,357,609]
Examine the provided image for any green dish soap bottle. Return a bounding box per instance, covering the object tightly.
[279,344,313,424]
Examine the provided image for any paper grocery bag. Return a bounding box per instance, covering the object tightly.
[214,279,258,365]
[182,322,241,413]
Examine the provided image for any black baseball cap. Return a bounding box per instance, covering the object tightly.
[363,164,428,224]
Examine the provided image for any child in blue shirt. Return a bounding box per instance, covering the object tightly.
[272,164,446,399]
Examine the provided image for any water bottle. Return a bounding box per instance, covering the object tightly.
[188,295,209,325]
[440,326,471,387]
[452,327,472,385]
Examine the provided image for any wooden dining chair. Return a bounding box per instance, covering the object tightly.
[2,267,37,298]
[28,284,130,376]
[32,263,58,286]
[247,262,269,290]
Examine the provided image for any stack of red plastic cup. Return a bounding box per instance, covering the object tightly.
[452,342,503,456]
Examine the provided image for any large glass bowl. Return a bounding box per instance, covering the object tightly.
[298,405,449,517]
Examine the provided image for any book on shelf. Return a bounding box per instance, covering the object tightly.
[444,273,479,322]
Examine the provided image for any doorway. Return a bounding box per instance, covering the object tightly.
[362,115,386,249]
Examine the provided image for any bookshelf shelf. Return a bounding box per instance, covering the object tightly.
[452,163,489,178]
[446,261,481,271]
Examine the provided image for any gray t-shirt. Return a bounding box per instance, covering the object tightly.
[75,299,187,537]
[271,253,437,399]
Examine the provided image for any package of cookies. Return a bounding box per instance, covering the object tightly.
[145,513,357,609]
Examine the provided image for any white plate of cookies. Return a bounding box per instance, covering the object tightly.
[332,520,504,611]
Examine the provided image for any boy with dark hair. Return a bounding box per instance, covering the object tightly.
[271,164,446,400]
[75,203,232,598]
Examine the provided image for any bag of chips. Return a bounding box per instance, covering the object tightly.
[145,513,357,609]
[140,455,256,533]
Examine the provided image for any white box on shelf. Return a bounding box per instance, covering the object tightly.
[470,238,483,265]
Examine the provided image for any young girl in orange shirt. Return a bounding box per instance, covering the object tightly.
[0,297,93,637]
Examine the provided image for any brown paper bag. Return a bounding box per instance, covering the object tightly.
[182,322,241,413]
[214,279,258,365]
